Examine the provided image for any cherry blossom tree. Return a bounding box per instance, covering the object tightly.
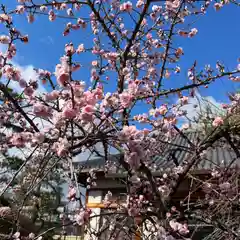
[1,0,240,239]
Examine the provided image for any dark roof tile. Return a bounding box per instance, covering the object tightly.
[75,131,239,173]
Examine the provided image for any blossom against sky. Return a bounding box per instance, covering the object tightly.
[1,1,240,113]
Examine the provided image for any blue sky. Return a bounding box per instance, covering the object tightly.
[1,1,240,109]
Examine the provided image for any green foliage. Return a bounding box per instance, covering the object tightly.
[6,87,13,93]
[6,156,24,170]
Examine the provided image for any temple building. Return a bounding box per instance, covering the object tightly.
[75,131,239,240]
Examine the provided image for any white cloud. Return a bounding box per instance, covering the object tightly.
[177,92,226,129]
[73,142,119,162]
[0,44,7,52]
[0,44,49,157]
[11,64,47,95]
[22,65,46,94]
[0,44,46,95]
[180,93,223,121]
[40,36,54,45]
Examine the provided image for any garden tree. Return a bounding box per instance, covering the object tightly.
[0,154,65,238]
[179,96,226,133]
[185,93,240,134]
[0,0,240,240]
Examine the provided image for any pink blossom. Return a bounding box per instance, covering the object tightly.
[16,5,25,14]
[128,81,139,95]
[211,169,221,178]
[27,14,34,23]
[76,209,92,226]
[166,0,180,10]
[28,233,35,239]
[20,35,29,43]
[33,103,52,118]
[74,3,82,11]
[175,66,181,73]
[83,104,94,114]
[24,86,34,96]
[32,133,45,144]
[72,24,80,30]
[126,152,140,170]
[7,44,17,59]
[57,72,70,87]
[120,126,139,140]
[77,18,85,25]
[148,67,156,76]
[10,132,32,147]
[19,79,27,88]
[169,220,189,235]
[93,86,104,100]
[178,223,189,235]
[103,191,112,207]
[219,182,231,191]
[80,104,95,121]
[120,1,133,12]
[83,91,97,105]
[0,14,12,23]
[13,232,20,240]
[40,5,47,12]
[62,106,77,119]
[13,112,21,120]
[72,82,85,97]
[212,116,224,127]
[53,138,70,157]
[169,220,179,231]
[10,134,26,147]
[166,212,171,218]
[146,33,152,40]
[214,2,223,10]
[76,44,85,53]
[72,64,80,72]
[152,5,162,12]
[188,28,198,37]
[0,35,10,44]
[92,60,98,67]
[76,211,85,225]
[128,207,139,217]
[48,10,56,21]
[60,3,67,10]
[67,186,76,201]
[178,30,188,37]
[157,105,168,115]
[181,123,189,130]
[65,43,75,55]
[180,96,188,105]
[3,66,21,81]
[63,28,70,37]
[176,47,184,56]
[67,8,73,16]
[221,103,229,109]
[229,76,240,82]
[136,0,144,8]
[119,92,133,108]
[44,90,59,101]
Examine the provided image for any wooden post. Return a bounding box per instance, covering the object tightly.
[84,190,103,240]
[135,216,142,240]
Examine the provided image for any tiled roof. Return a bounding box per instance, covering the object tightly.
[76,154,121,172]
[75,131,239,174]
[153,131,238,170]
